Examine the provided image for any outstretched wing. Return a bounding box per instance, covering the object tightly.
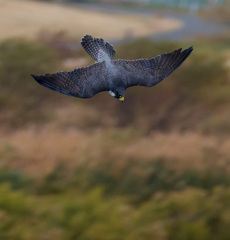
[31,62,110,98]
[114,46,193,88]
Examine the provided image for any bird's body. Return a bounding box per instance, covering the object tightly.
[31,35,193,102]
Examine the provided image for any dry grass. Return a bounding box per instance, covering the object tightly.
[115,131,230,171]
[1,120,230,177]
[0,0,183,41]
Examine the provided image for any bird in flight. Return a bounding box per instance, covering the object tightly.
[31,35,193,102]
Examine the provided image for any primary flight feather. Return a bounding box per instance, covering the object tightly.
[31,35,193,102]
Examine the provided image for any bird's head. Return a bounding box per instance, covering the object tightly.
[109,90,125,102]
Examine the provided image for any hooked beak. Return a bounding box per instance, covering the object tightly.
[119,96,124,103]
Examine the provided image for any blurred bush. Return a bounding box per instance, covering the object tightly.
[0,39,60,127]
[35,158,230,203]
[1,166,230,239]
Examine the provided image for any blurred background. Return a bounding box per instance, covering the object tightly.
[0,0,230,239]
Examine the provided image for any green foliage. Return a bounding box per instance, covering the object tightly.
[0,169,31,191]
[32,159,230,205]
[0,184,32,215]
[2,169,230,239]
[0,182,131,240]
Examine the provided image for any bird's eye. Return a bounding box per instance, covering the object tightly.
[118,94,121,98]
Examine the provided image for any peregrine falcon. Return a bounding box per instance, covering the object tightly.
[31,35,193,102]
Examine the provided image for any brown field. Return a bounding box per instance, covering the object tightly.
[0,0,183,41]
[1,119,230,177]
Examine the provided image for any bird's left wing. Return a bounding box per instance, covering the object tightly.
[31,62,110,98]
[114,46,193,88]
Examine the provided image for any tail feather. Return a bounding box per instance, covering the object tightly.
[81,35,116,62]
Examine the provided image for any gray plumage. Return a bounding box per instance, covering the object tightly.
[31,35,193,101]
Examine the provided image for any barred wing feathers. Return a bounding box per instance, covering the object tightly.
[31,62,109,98]
[115,46,193,88]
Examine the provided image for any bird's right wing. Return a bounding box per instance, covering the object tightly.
[114,46,193,88]
[31,62,110,98]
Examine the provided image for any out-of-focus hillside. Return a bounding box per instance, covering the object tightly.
[0,1,230,239]
[0,0,182,41]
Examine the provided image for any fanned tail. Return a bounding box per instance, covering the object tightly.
[81,35,116,62]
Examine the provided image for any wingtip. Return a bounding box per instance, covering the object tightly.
[31,74,43,85]
[31,73,39,80]
[182,46,193,56]
[31,74,38,81]
[188,46,194,52]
